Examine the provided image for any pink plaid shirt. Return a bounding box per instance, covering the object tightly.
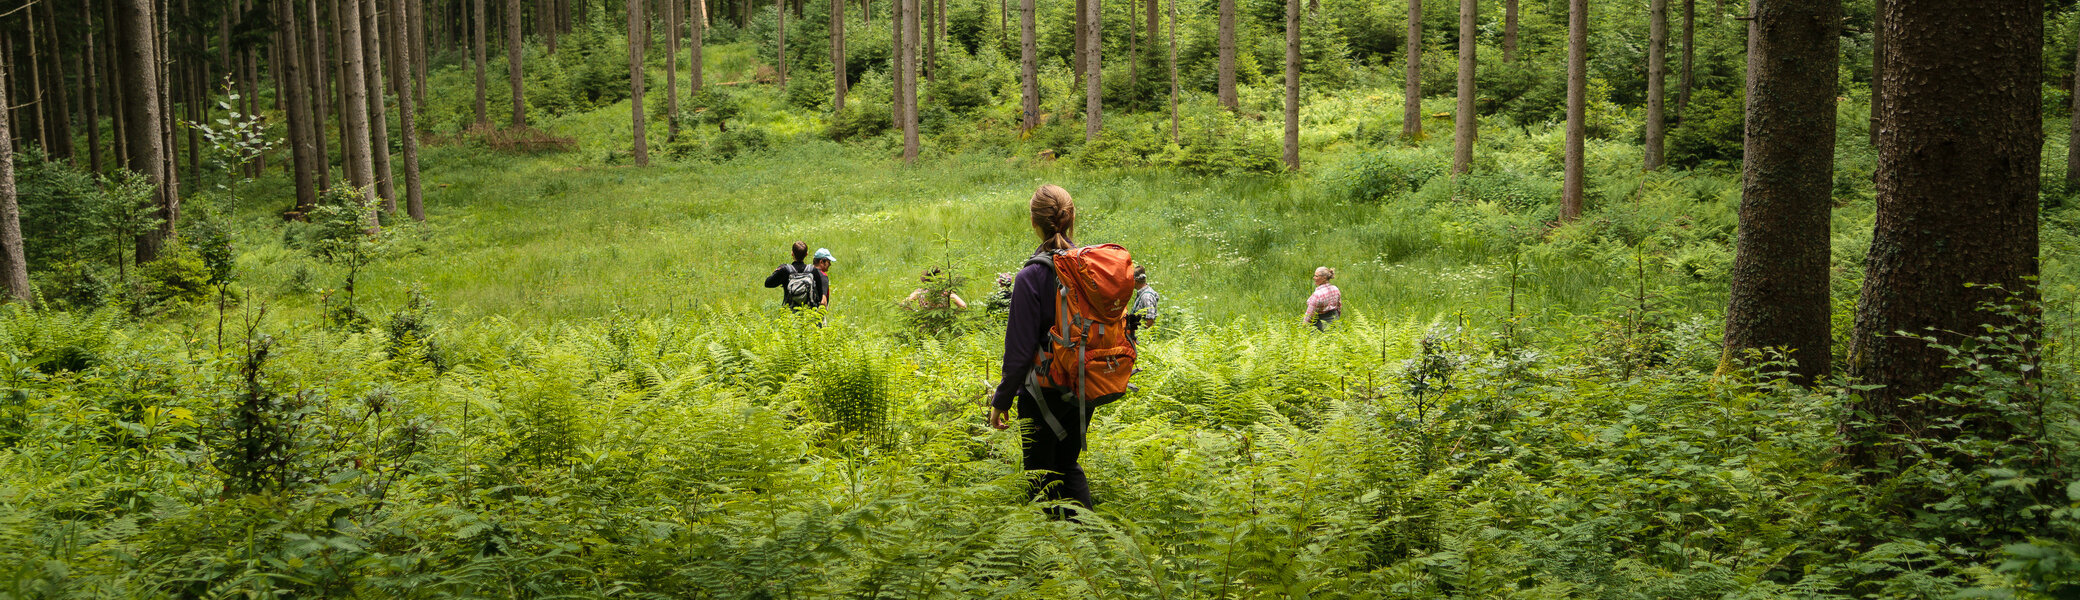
[1305,284,1341,317]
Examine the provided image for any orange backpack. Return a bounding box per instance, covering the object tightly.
[1023,244,1139,440]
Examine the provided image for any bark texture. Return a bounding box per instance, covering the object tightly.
[0,60,28,303]
[364,0,397,210]
[118,0,175,261]
[280,0,320,213]
[1216,0,1235,110]
[1721,0,1839,384]
[340,0,378,218]
[831,0,847,110]
[507,0,525,126]
[1644,0,1667,170]
[1847,0,2041,455]
[1452,0,1474,174]
[393,0,425,220]
[901,0,919,162]
[1502,0,1517,61]
[1560,0,1585,222]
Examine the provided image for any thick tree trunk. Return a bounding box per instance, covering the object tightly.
[118,0,174,262]
[1084,0,1101,141]
[280,0,320,214]
[1847,0,2041,458]
[0,59,29,303]
[832,0,847,110]
[1503,0,1517,61]
[1401,0,1421,139]
[1560,0,1585,222]
[1216,0,1235,110]
[1452,0,1474,174]
[1644,0,1667,170]
[631,0,649,166]
[474,0,489,125]
[1019,0,1036,130]
[1282,0,1299,170]
[365,0,397,211]
[1168,0,1177,142]
[341,0,380,220]
[508,0,525,126]
[1721,0,1838,384]
[393,0,424,220]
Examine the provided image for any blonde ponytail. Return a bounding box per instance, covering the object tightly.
[1030,185,1077,251]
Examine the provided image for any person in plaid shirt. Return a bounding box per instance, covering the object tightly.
[1304,266,1341,331]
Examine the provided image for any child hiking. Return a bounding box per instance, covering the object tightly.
[764,241,830,311]
[988,185,1138,520]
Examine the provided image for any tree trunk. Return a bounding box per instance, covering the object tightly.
[925,0,936,81]
[474,0,489,125]
[1019,0,1036,130]
[1721,0,1838,384]
[118,0,174,262]
[41,3,71,161]
[631,0,650,166]
[1128,0,1138,102]
[777,0,788,86]
[1644,0,1666,170]
[1452,0,1474,174]
[1282,0,1299,170]
[1401,0,1421,139]
[86,0,105,175]
[341,0,379,221]
[309,0,332,190]
[365,0,397,211]
[412,0,428,105]
[692,0,706,95]
[1084,0,1101,141]
[393,0,424,220]
[1560,0,1585,222]
[1074,0,1086,85]
[832,0,847,110]
[666,0,681,140]
[1678,0,1694,114]
[280,0,320,214]
[27,8,47,153]
[0,58,29,303]
[1847,0,2041,458]
[901,0,919,162]
[1503,0,1517,61]
[1216,0,1235,110]
[508,0,525,126]
[1167,0,1177,142]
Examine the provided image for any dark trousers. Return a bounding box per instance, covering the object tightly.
[1017,389,1093,516]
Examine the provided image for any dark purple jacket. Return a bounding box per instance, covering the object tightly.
[991,255,1057,411]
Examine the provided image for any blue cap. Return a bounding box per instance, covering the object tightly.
[813,248,835,263]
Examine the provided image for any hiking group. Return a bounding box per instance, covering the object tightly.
[763,184,1347,519]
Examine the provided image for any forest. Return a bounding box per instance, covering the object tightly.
[0,0,2075,596]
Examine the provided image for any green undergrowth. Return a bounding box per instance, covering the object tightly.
[0,294,2072,597]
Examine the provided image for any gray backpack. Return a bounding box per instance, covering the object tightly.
[784,264,819,306]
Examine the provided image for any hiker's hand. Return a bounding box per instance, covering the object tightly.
[988,407,1010,430]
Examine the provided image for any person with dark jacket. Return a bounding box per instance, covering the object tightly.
[988,184,1093,518]
[764,241,829,310]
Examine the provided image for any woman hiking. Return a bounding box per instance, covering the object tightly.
[988,184,1095,518]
